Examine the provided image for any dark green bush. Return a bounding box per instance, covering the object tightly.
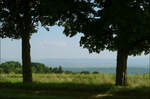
[92,71,99,74]
[64,71,72,74]
[80,71,90,74]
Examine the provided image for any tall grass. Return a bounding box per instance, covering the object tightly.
[0,73,149,99]
[0,73,149,88]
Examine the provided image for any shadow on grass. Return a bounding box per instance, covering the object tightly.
[0,82,114,93]
[113,86,150,96]
[0,82,115,99]
[0,82,149,99]
[92,86,150,99]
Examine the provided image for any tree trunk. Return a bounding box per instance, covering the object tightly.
[21,0,32,84]
[22,34,32,83]
[116,48,128,86]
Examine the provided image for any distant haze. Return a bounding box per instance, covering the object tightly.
[1,58,149,74]
[2,57,149,68]
[2,26,148,61]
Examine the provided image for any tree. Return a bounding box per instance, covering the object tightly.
[0,68,4,73]
[51,65,63,73]
[61,0,150,86]
[0,61,22,73]
[0,0,75,83]
[31,62,49,73]
[0,0,40,83]
[58,66,63,73]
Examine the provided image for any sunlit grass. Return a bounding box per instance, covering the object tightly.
[0,73,149,88]
[0,73,150,99]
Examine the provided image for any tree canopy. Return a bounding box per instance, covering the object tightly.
[0,0,40,38]
[62,0,150,55]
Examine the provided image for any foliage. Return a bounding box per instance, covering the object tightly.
[92,71,99,74]
[0,0,40,38]
[32,62,50,73]
[0,61,63,74]
[51,66,63,74]
[0,61,22,74]
[80,71,90,74]
[62,0,150,55]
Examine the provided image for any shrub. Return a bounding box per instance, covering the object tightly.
[92,71,99,74]
[80,71,90,74]
[64,71,72,74]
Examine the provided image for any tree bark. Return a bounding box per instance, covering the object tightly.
[116,48,128,86]
[22,34,32,83]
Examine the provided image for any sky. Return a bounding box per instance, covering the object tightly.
[1,26,149,61]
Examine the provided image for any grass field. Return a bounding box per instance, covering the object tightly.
[0,73,150,99]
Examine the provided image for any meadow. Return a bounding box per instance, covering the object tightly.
[0,73,150,99]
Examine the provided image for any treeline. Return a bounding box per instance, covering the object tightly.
[0,61,63,74]
[0,61,100,74]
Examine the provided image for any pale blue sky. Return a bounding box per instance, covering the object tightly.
[1,26,148,60]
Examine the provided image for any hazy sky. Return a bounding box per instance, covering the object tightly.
[1,26,148,60]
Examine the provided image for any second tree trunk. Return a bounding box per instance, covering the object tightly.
[116,48,128,86]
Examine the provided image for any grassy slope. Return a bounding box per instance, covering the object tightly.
[0,73,149,99]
